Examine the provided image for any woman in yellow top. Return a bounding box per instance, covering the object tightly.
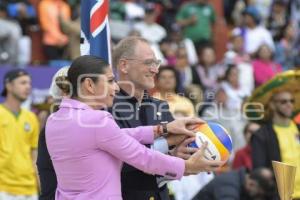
[153,66,195,118]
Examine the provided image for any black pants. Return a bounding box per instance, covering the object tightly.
[43,45,65,60]
[122,185,170,200]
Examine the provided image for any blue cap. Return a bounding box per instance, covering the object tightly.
[243,6,261,24]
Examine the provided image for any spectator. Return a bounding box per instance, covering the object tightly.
[5,0,37,65]
[58,5,80,60]
[223,51,254,96]
[176,0,216,50]
[231,0,246,26]
[0,69,40,200]
[251,90,300,199]
[174,47,202,93]
[159,0,184,31]
[274,23,298,70]
[252,44,282,87]
[5,0,37,34]
[195,46,224,101]
[223,0,239,25]
[134,3,167,45]
[266,1,289,42]
[153,66,195,118]
[169,25,199,66]
[192,168,276,200]
[232,122,261,171]
[254,0,273,23]
[234,6,274,55]
[220,65,248,111]
[160,37,178,66]
[0,3,22,65]
[38,0,71,60]
[227,28,250,63]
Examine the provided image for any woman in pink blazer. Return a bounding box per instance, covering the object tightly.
[45,56,222,200]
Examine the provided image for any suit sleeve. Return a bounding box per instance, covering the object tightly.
[95,114,185,180]
[251,130,268,169]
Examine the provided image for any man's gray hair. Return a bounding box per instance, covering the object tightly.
[112,36,148,68]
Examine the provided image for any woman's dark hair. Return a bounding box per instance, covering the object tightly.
[197,45,215,66]
[68,55,109,97]
[254,44,274,60]
[243,122,259,136]
[156,66,180,93]
[223,64,237,82]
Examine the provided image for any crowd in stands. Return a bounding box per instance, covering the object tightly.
[1,0,300,200]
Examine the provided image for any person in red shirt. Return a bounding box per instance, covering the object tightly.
[232,122,260,171]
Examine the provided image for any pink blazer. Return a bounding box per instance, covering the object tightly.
[45,99,185,200]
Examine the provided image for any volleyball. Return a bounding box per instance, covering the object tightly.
[188,122,233,162]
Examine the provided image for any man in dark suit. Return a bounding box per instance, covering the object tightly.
[111,36,191,200]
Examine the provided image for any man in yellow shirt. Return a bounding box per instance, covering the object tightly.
[0,69,39,200]
[251,90,300,199]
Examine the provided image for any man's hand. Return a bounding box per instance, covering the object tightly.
[167,117,205,137]
[170,137,198,160]
[166,135,186,146]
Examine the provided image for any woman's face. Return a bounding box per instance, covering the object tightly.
[258,45,272,60]
[157,69,177,92]
[228,67,239,87]
[92,67,119,108]
[285,24,295,39]
[232,36,244,53]
[201,48,215,66]
[176,49,188,68]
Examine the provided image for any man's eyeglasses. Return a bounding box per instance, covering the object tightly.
[275,98,295,105]
[123,58,162,69]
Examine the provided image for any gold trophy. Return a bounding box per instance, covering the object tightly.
[272,161,297,200]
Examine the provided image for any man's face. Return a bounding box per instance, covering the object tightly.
[244,14,255,27]
[271,91,294,118]
[6,75,31,102]
[125,41,160,91]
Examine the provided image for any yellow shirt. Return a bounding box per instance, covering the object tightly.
[153,92,195,117]
[0,105,39,195]
[273,121,300,198]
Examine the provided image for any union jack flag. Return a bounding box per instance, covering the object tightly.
[81,0,111,64]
